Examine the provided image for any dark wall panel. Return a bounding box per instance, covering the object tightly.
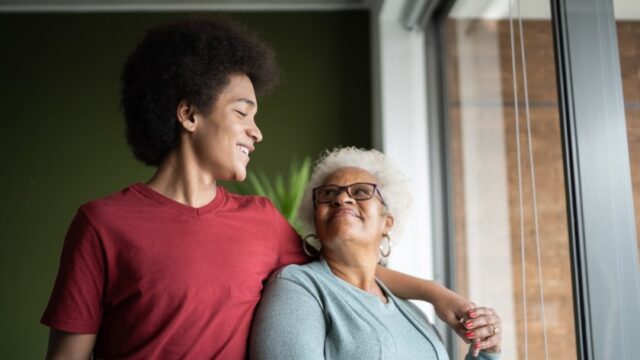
[0,11,371,357]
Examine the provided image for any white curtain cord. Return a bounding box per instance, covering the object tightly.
[509,0,550,358]
[515,1,550,358]
[507,0,529,359]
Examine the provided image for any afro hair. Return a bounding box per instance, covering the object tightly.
[121,16,278,166]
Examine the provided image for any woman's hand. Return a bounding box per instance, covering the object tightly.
[430,287,476,340]
[461,306,502,357]
[431,290,502,358]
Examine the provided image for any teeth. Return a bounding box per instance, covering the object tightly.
[237,145,249,156]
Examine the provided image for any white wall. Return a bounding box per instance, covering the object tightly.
[371,0,435,319]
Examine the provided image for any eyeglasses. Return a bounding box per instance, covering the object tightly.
[312,182,385,206]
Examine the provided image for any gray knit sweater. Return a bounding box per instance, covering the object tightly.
[250,259,500,360]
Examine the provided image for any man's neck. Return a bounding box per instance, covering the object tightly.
[146,150,217,208]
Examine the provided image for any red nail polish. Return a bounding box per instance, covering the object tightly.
[469,311,477,318]
[475,342,482,349]
[465,331,474,338]
[465,321,473,329]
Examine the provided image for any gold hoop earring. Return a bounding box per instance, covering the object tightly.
[302,234,321,257]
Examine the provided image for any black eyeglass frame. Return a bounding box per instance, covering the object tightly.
[312,182,386,208]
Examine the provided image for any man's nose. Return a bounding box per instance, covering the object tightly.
[247,120,263,143]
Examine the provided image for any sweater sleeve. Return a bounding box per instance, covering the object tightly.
[249,277,326,360]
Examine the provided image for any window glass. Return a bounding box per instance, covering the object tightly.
[445,1,577,358]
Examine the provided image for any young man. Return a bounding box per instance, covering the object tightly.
[42,17,473,359]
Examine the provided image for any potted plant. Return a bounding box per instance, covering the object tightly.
[231,157,311,234]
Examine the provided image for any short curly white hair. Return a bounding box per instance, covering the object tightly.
[297,147,412,238]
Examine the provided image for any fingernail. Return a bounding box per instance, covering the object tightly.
[465,321,473,329]
[469,311,477,318]
[465,331,474,338]
[474,342,482,349]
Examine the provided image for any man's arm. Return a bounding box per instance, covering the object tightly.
[376,266,474,339]
[45,329,96,360]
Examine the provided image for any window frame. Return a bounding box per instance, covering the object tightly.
[424,0,640,358]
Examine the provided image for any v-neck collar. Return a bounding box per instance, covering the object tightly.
[131,182,224,217]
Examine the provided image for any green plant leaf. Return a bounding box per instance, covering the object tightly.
[257,171,276,200]
[292,157,311,208]
[240,155,312,234]
[247,171,267,197]
[274,175,286,202]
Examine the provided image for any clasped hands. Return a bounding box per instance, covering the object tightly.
[432,287,502,357]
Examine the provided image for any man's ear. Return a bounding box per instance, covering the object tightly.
[176,99,198,133]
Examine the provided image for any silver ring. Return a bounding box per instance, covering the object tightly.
[489,325,496,336]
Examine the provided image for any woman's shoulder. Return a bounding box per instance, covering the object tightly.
[272,261,325,284]
[262,261,330,306]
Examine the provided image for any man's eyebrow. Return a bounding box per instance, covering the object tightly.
[234,98,256,107]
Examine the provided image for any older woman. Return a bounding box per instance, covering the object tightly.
[250,147,502,359]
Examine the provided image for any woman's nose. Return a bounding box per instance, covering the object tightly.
[331,190,355,206]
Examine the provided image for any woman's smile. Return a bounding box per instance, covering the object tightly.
[328,207,362,222]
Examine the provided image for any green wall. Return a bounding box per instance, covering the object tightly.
[0,12,371,357]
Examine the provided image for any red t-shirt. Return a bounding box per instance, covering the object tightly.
[41,183,308,359]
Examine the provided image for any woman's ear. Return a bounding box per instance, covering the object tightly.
[176,99,197,133]
[383,214,394,234]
